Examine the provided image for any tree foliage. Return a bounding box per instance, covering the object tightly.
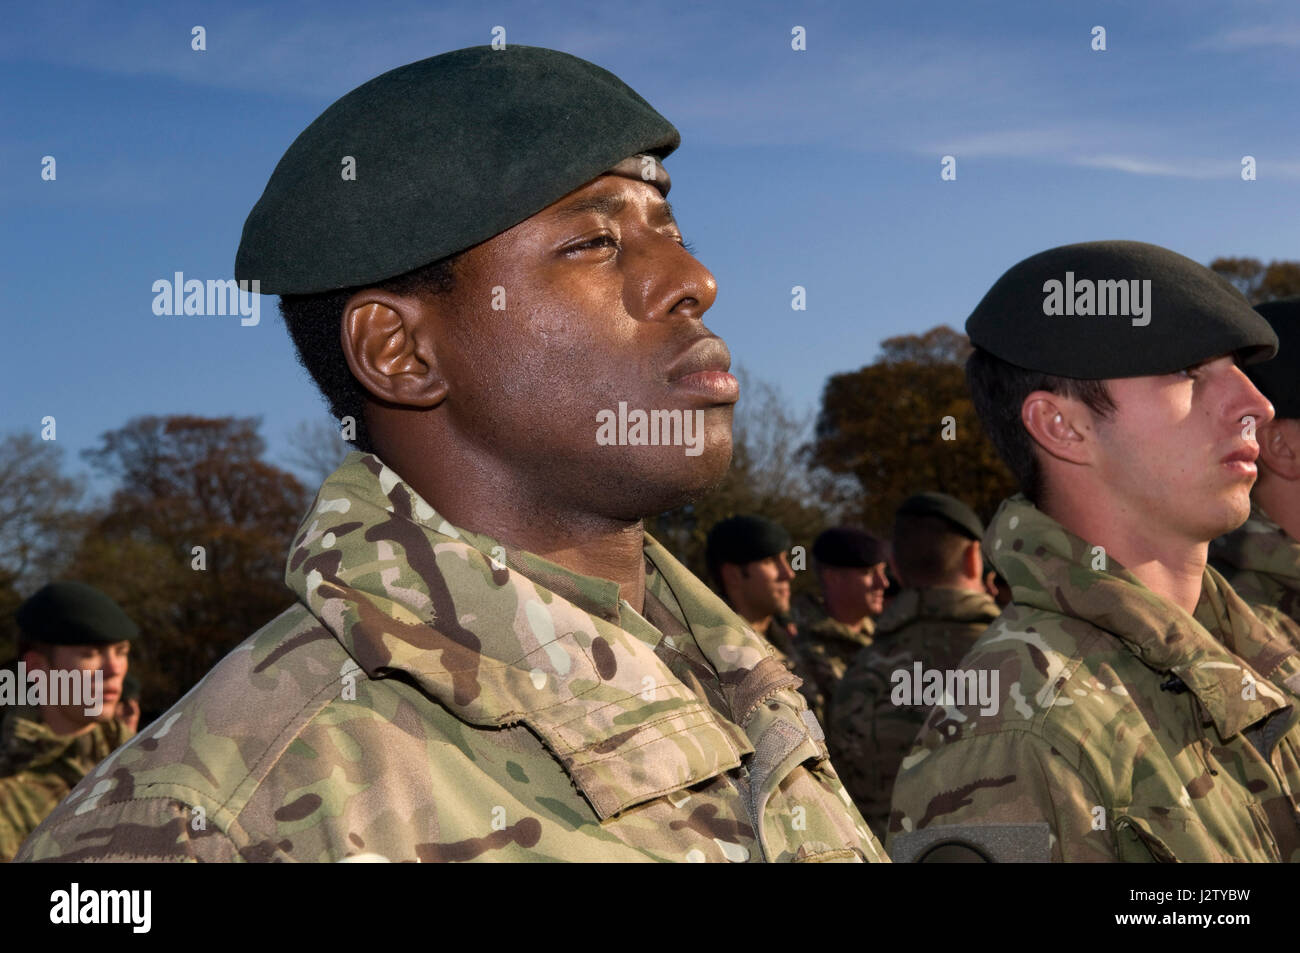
[67,416,308,715]
[807,326,1017,533]
[1209,257,1300,304]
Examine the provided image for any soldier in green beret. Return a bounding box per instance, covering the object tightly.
[19,47,883,863]
[828,493,1000,841]
[702,514,828,713]
[791,527,889,727]
[1211,297,1300,625]
[0,582,136,861]
[889,240,1300,862]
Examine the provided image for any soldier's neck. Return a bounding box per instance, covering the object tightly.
[1041,498,1207,616]
[38,706,96,738]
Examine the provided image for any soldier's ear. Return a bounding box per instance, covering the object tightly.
[1022,392,1090,466]
[962,540,982,582]
[340,292,449,408]
[1258,419,1300,480]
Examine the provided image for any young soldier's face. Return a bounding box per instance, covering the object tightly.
[1091,355,1273,543]
[26,641,130,726]
[424,173,733,518]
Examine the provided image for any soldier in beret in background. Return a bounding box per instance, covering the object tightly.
[793,527,889,727]
[0,582,136,861]
[19,47,883,863]
[890,240,1300,862]
[1212,297,1300,625]
[828,493,999,841]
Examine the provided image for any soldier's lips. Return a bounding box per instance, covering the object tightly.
[669,370,739,403]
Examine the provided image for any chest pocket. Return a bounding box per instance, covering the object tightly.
[1114,807,1277,863]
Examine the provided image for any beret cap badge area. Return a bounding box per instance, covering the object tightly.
[235,46,681,296]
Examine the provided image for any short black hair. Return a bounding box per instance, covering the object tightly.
[891,513,971,588]
[278,254,459,455]
[965,347,1116,504]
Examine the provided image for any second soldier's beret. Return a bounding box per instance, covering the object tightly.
[706,515,792,567]
[894,492,984,541]
[16,582,139,647]
[966,241,1278,378]
[811,527,887,567]
[235,45,680,295]
[1246,297,1300,419]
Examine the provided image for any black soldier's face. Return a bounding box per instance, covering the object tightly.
[425,173,734,518]
[1089,354,1273,543]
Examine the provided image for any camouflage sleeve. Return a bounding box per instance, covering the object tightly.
[16,796,243,863]
[887,728,1119,863]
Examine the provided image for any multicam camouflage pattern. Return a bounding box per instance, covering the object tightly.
[0,705,132,862]
[17,453,885,863]
[795,612,874,729]
[827,587,998,842]
[1211,504,1300,625]
[888,495,1300,862]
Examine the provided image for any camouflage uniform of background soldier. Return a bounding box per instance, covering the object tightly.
[791,527,889,728]
[889,241,1300,862]
[1212,297,1300,625]
[17,48,884,864]
[828,493,999,842]
[0,583,136,861]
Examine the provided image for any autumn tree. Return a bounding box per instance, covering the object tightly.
[0,433,88,658]
[1210,258,1300,304]
[806,325,1016,533]
[67,416,308,714]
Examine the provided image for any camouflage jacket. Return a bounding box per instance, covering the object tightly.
[0,706,132,862]
[827,587,999,842]
[797,610,874,729]
[1211,504,1300,625]
[888,495,1300,863]
[17,453,884,863]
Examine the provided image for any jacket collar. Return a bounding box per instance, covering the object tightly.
[875,587,1000,637]
[286,453,824,819]
[985,495,1298,739]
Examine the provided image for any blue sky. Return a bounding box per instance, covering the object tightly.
[3,0,1298,491]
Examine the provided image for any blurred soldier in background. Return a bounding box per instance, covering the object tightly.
[828,493,999,840]
[1212,297,1300,624]
[0,582,136,861]
[795,527,889,727]
[706,514,799,656]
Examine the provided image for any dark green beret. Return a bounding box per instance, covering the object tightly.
[966,241,1278,378]
[236,45,680,294]
[811,527,887,567]
[706,515,791,567]
[1246,297,1300,419]
[895,492,984,541]
[16,582,138,647]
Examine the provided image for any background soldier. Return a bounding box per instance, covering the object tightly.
[890,241,1300,862]
[18,47,883,863]
[1212,297,1300,624]
[0,582,136,861]
[795,527,889,727]
[828,493,999,841]
[705,514,801,660]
